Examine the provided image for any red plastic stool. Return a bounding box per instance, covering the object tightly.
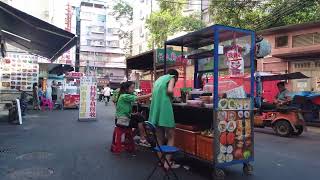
[111,126,135,153]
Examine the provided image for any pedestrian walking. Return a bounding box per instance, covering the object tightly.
[115,81,152,147]
[103,84,111,103]
[148,69,180,170]
[32,83,40,110]
[51,80,58,105]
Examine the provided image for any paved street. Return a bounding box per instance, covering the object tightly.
[0,103,320,180]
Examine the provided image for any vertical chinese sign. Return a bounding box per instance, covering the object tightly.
[79,77,97,121]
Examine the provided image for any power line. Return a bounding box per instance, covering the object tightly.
[155,0,268,6]
[256,0,312,29]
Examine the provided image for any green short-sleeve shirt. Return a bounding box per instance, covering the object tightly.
[116,94,137,118]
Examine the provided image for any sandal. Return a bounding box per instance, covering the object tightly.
[164,161,181,170]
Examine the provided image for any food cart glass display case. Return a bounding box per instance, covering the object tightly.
[164,25,255,178]
[63,72,82,109]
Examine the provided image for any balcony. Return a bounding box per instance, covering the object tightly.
[267,30,320,59]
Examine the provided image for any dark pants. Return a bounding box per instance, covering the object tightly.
[105,96,110,102]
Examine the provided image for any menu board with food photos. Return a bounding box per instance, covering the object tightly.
[0,54,39,91]
[215,98,253,166]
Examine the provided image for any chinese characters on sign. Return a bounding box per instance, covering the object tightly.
[79,77,97,120]
[156,49,190,66]
[89,85,96,118]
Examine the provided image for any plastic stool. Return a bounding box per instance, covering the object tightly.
[111,126,135,153]
[41,97,53,111]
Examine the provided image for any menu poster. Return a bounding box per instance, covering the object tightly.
[78,77,97,121]
[0,55,39,91]
[216,98,253,166]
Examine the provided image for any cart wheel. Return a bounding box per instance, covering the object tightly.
[212,169,225,180]
[274,120,292,137]
[243,163,253,175]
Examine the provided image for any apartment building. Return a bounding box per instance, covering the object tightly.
[78,0,126,83]
[258,21,320,92]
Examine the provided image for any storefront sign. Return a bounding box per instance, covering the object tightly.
[156,49,189,66]
[79,77,97,120]
[66,72,83,78]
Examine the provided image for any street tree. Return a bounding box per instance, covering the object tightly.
[112,0,133,56]
[208,0,320,31]
[146,0,205,48]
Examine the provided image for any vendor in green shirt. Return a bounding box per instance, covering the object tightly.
[115,81,152,147]
[148,69,180,170]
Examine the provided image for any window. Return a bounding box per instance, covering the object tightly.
[275,35,288,48]
[140,10,144,20]
[139,26,144,37]
[315,61,320,67]
[107,40,119,48]
[294,62,311,69]
[139,45,142,53]
[94,4,105,9]
[293,32,320,47]
[90,40,105,47]
[107,28,120,35]
[96,14,106,22]
[91,26,105,34]
[80,12,92,20]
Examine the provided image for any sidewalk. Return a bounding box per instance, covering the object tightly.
[307,126,320,134]
[1,103,320,180]
[0,103,206,180]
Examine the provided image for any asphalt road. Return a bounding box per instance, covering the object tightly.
[0,102,319,180]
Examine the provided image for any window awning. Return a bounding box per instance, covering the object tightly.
[0,2,77,61]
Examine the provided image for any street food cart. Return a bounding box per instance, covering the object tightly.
[63,72,82,109]
[162,25,255,178]
[126,49,192,96]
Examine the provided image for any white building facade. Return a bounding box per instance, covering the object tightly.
[78,0,125,82]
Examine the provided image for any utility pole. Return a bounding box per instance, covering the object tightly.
[200,0,203,21]
[75,7,80,72]
[151,0,156,85]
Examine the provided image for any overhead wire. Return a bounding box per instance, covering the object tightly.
[255,0,312,29]
[153,0,315,30]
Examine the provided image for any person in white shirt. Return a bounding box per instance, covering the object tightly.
[103,85,111,102]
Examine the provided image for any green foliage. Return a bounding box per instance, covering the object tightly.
[146,0,205,47]
[112,0,133,22]
[261,0,320,29]
[112,0,133,56]
[209,0,268,30]
[208,0,320,30]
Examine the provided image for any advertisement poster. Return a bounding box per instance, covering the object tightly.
[225,46,244,77]
[216,98,253,166]
[0,54,39,91]
[79,77,97,121]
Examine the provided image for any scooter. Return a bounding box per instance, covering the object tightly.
[254,72,308,137]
